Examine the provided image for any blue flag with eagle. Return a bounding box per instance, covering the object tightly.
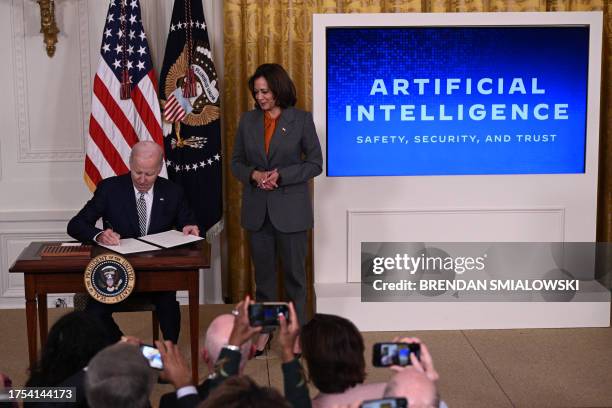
[159,0,222,240]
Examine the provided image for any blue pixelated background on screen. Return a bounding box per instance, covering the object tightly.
[326,27,589,176]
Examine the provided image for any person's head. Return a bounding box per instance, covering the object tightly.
[300,313,366,393]
[199,375,291,408]
[26,311,110,387]
[129,141,163,193]
[85,343,157,408]
[248,63,297,111]
[201,314,254,372]
[384,368,439,408]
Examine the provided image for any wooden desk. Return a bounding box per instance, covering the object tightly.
[9,241,209,383]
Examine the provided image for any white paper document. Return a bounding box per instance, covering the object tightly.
[139,230,203,248]
[98,238,161,254]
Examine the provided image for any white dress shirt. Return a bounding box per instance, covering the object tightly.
[134,186,153,235]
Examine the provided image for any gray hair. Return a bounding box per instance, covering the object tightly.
[85,343,156,408]
[129,141,163,169]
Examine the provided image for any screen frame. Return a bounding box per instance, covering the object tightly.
[323,23,592,177]
[311,12,604,331]
[314,12,602,181]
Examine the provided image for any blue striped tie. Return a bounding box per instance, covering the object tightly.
[137,193,147,236]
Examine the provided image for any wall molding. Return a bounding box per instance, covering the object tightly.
[0,231,69,298]
[77,0,91,155]
[0,209,77,222]
[11,0,29,161]
[0,136,3,181]
[13,0,89,163]
[0,211,73,307]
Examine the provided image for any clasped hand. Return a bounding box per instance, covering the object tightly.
[252,169,279,190]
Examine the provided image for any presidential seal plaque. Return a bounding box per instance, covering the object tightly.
[84,254,135,304]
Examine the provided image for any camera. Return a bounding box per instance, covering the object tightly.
[372,342,421,367]
[248,302,289,327]
[360,397,408,408]
[140,344,163,370]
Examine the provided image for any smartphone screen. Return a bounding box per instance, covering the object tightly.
[360,397,408,408]
[248,303,289,327]
[140,344,163,370]
[372,342,421,367]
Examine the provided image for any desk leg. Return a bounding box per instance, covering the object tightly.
[24,275,38,368]
[37,294,48,347]
[188,270,199,384]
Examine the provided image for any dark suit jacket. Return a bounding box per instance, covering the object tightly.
[67,173,196,243]
[231,107,323,233]
[158,347,240,408]
[158,349,311,408]
[158,380,211,408]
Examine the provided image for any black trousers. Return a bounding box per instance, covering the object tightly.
[85,291,180,343]
[249,214,308,327]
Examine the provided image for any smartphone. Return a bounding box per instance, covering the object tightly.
[140,344,163,370]
[372,342,421,367]
[248,302,289,327]
[360,397,408,408]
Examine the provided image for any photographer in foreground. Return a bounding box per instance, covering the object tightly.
[382,337,441,408]
[158,296,310,408]
[159,311,256,407]
[301,314,386,407]
[85,342,157,408]
[328,337,446,408]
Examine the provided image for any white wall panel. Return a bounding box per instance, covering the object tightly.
[0,0,225,307]
[345,208,565,282]
[312,12,607,329]
[0,211,73,308]
[19,0,88,161]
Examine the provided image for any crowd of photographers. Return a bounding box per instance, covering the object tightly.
[0,296,445,408]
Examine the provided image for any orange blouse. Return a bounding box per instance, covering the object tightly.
[263,110,279,154]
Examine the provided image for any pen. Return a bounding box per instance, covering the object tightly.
[102,220,121,246]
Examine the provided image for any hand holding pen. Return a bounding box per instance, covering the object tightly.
[96,220,121,246]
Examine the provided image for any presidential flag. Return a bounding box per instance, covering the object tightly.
[84,0,165,190]
[160,0,222,239]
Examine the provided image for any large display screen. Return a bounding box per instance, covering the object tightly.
[326,26,589,176]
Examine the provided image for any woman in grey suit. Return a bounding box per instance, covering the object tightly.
[231,63,323,354]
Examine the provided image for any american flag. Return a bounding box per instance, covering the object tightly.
[84,0,165,190]
[160,0,222,239]
[163,88,193,123]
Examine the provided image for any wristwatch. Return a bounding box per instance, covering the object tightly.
[223,344,240,352]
